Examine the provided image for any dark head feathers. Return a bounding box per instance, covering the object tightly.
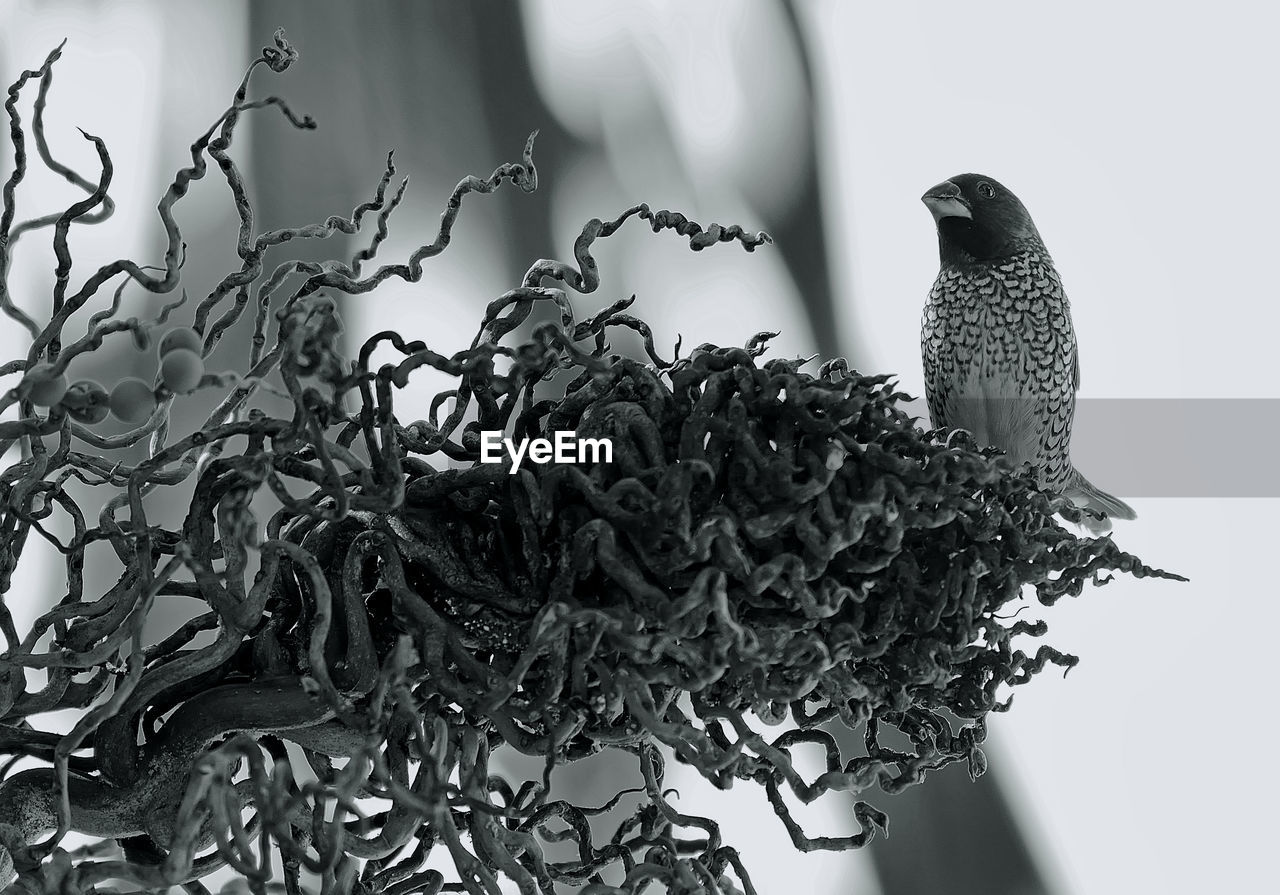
[922,174,1044,266]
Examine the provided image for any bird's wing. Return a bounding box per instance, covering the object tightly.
[921,283,954,430]
[924,353,953,430]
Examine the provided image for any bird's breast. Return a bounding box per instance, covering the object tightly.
[924,254,1073,388]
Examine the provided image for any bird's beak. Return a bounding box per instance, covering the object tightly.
[921,181,972,222]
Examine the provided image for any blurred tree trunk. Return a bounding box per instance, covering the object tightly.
[824,718,1061,895]
[777,0,845,362]
[248,0,582,308]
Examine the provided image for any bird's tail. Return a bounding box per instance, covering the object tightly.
[1063,466,1137,524]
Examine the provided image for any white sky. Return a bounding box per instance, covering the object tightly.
[810,0,1280,403]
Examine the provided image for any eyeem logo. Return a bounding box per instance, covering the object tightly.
[479,431,613,474]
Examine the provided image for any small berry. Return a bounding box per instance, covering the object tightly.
[69,402,111,425]
[25,363,68,406]
[159,348,204,394]
[157,326,203,358]
[63,379,110,424]
[109,378,157,424]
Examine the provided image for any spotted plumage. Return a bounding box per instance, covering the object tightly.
[920,173,1134,531]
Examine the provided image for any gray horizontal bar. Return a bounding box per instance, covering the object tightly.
[894,398,1270,498]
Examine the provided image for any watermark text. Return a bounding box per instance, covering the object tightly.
[479,431,612,473]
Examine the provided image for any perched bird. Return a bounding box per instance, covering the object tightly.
[920,174,1135,533]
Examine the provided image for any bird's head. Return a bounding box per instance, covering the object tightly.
[922,174,1043,265]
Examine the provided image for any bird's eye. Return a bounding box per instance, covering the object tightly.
[976,181,996,199]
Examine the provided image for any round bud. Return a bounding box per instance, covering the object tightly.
[157,326,203,358]
[69,402,111,425]
[63,379,111,424]
[109,378,157,424]
[25,363,68,407]
[159,348,204,395]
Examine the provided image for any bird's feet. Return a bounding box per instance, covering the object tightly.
[1075,508,1113,537]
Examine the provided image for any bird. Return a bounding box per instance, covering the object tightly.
[919,173,1135,534]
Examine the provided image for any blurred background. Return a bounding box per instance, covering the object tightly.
[0,1,1275,893]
